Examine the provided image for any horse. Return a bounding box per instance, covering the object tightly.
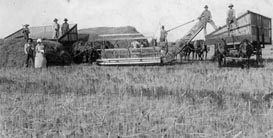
[182,42,195,60]
[193,40,208,60]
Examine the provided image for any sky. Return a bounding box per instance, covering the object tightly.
[0,0,272,41]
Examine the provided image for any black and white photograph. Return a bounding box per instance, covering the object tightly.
[0,0,273,137]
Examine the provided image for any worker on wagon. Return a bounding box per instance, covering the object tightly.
[198,5,218,36]
[61,18,70,35]
[52,18,60,39]
[159,25,168,55]
[22,24,30,41]
[24,38,35,67]
[160,25,168,43]
[226,3,238,32]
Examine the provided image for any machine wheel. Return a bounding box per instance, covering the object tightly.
[256,50,263,66]
[240,39,253,68]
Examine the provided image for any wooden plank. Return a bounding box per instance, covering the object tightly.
[98,61,161,66]
[103,47,161,51]
[99,57,161,61]
[206,14,251,39]
[101,46,162,59]
[97,36,151,41]
[207,12,250,37]
[97,58,161,65]
[58,24,78,43]
[99,33,143,37]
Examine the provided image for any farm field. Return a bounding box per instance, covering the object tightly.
[1,62,273,138]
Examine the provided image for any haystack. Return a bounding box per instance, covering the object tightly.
[0,38,71,67]
[78,26,148,48]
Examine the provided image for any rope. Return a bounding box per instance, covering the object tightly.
[167,19,197,33]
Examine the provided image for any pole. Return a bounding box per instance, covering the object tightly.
[167,19,197,33]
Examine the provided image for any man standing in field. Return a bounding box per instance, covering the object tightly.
[24,38,35,67]
[199,5,218,36]
[52,18,60,39]
[227,3,238,33]
[22,24,30,42]
[61,18,70,35]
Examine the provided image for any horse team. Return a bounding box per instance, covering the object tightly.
[179,39,209,61]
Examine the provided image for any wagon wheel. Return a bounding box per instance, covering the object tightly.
[256,48,263,66]
[240,39,252,68]
[60,51,72,65]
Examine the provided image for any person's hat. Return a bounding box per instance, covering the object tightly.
[37,38,42,43]
[27,38,33,42]
[23,24,29,27]
[64,18,68,21]
[204,5,208,8]
[53,18,58,22]
[229,3,234,7]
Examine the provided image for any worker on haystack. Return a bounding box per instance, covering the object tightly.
[22,24,30,41]
[52,18,60,39]
[34,38,47,68]
[24,38,35,67]
[61,18,70,35]
[226,3,238,32]
[199,5,218,36]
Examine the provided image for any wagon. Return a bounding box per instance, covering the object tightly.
[206,10,272,67]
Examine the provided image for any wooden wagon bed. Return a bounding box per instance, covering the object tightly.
[205,10,272,67]
[206,10,271,46]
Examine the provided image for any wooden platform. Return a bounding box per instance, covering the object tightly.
[97,57,161,65]
[97,46,162,66]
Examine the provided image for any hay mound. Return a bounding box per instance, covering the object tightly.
[78,26,139,38]
[0,38,71,67]
[0,39,3,45]
[78,26,148,48]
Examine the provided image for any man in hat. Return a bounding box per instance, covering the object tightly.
[160,25,168,43]
[22,24,30,41]
[227,3,238,33]
[159,25,168,54]
[52,18,60,39]
[61,18,70,35]
[24,38,35,67]
[198,5,218,36]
